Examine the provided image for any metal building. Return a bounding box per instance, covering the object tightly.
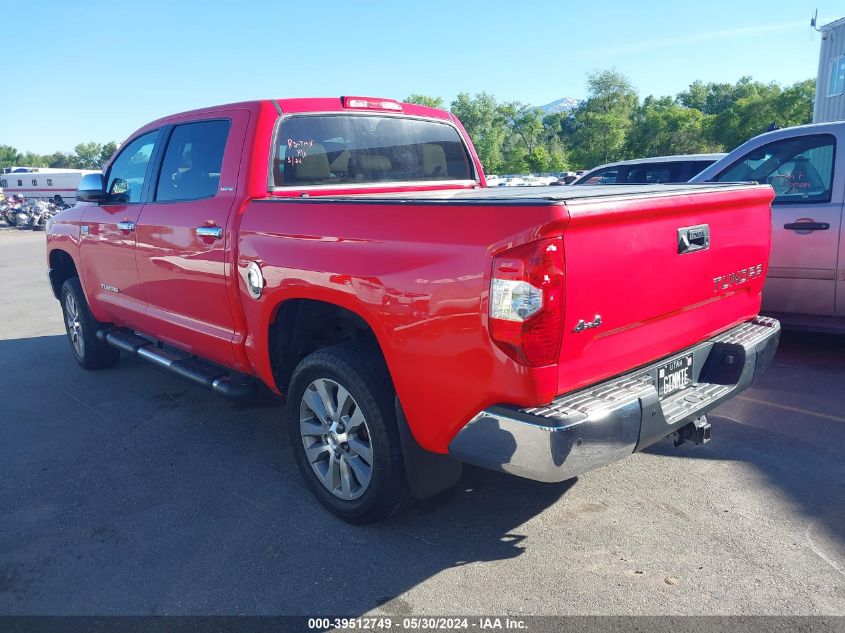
[814,17,845,123]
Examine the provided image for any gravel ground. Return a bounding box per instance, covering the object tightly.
[0,227,843,616]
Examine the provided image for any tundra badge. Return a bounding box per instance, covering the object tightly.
[713,264,764,293]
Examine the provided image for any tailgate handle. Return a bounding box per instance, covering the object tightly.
[784,222,830,231]
[677,224,710,254]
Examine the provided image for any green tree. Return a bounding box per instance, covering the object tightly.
[626,96,716,157]
[0,145,20,169]
[98,141,119,168]
[450,92,507,173]
[73,142,104,170]
[404,94,445,109]
[19,151,49,167]
[47,151,73,168]
[708,79,814,150]
[568,70,639,168]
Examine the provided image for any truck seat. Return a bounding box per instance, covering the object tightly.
[329,150,351,176]
[422,143,447,178]
[293,143,330,182]
[349,153,392,180]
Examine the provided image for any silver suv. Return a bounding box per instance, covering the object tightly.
[572,154,726,185]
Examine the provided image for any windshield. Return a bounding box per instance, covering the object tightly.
[272,114,474,187]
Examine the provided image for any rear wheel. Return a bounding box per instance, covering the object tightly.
[287,344,406,523]
[60,278,120,370]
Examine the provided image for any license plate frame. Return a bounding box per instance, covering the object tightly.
[657,354,694,398]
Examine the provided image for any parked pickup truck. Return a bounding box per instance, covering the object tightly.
[47,97,780,523]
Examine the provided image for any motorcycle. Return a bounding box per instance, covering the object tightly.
[18,199,68,230]
[1,195,25,226]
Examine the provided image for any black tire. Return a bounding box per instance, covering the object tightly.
[60,278,120,370]
[287,343,407,524]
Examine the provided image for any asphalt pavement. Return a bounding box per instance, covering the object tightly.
[1,226,843,616]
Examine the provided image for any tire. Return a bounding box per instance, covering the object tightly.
[60,278,120,370]
[287,343,407,524]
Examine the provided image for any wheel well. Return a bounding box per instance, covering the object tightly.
[48,249,78,300]
[269,299,383,394]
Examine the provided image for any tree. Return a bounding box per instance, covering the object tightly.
[72,142,104,170]
[47,151,73,168]
[707,79,815,150]
[450,92,508,173]
[0,145,20,169]
[98,141,119,168]
[568,70,639,167]
[626,96,716,158]
[404,94,445,109]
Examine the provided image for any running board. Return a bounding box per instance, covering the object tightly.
[96,328,258,400]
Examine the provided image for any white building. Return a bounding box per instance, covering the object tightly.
[814,17,845,123]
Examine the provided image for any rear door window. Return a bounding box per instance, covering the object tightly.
[272,115,473,187]
[156,120,231,202]
[713,134,835,204]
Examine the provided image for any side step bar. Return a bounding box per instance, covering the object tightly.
[96,329,258,400]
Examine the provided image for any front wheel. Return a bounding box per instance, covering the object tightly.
[287,344,406,523]
[60,278,120,370]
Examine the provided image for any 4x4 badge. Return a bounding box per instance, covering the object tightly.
[573,315,602,333]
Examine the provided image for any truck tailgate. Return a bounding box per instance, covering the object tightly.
[556,184,774,395]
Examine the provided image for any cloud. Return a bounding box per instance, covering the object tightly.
[574,20,807,58]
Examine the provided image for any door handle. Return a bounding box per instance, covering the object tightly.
[117,221,135,231]
[196,226,223,239]
[784,222,830,231]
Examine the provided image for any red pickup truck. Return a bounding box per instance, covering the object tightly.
[46,97,780,522]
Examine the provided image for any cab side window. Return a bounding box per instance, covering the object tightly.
[155,120,231,202]
[106,130,159,204]
[714,134,835,204]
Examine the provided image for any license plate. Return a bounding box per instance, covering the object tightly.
[657,354,693,398]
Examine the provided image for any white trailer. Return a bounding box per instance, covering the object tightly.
[0,167,98,203]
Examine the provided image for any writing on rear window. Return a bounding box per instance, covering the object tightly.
[272,115,473,187]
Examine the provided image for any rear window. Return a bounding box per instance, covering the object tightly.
[272,115,473,187]
[623,162,684,184]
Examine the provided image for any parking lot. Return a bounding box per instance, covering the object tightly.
[0,227,843,616]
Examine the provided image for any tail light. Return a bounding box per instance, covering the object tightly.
[489,237,564,366]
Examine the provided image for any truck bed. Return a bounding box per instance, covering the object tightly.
[273,183,761,204]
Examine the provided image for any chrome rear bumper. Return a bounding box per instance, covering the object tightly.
[448,317,780,483]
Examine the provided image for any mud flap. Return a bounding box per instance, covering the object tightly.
[395,397,463,499]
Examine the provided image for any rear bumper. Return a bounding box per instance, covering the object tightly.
[448,317,780,483]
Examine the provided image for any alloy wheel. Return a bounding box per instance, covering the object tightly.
[299,378,373,500]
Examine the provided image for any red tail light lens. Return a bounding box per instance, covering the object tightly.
[489,237,565,366]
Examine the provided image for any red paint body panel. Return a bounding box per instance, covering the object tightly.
[236,199,565,451]
[45,97,775,457]
[133,108,251,369]
[555,187,774,395]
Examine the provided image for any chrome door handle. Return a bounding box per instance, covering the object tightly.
[117,221,135,231]
[196,226,223,239]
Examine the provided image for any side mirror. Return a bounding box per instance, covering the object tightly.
[76,173,108,203]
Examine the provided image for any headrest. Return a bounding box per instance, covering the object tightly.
[293,143,330,181]
[355,154,391,173]
[422,144,447,177]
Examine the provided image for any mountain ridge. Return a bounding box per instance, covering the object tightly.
[538,97,582,113]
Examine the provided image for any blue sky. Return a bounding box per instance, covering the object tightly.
[1,0,841,153]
